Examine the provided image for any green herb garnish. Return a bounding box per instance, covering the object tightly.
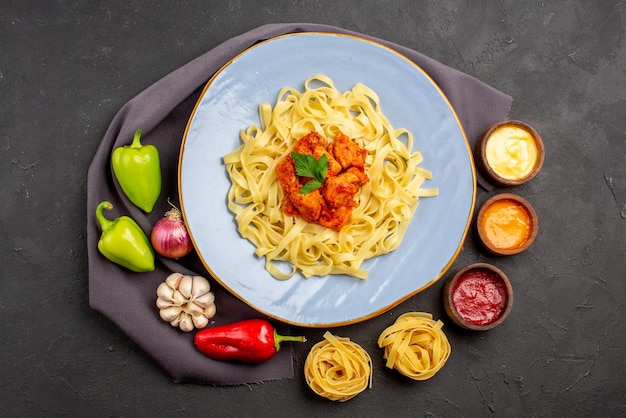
[291,152,329,194]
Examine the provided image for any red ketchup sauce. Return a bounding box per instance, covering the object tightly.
[452,269,507,325]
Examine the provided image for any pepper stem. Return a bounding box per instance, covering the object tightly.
[274,330,306,352]
[95,201,115,232]
[130,129,143,149]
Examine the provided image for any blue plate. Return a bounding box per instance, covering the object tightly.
[179,33,475,327]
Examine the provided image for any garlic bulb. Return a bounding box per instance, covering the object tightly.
[156,273,216,332]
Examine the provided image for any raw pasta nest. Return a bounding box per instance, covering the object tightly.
[377,312,451,380]
[223,74,438,280]
[304,331,372,402]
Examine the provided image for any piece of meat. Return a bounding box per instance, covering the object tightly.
[329,132,367,169]
[280,193,299,216]
[275,157,299,195]
[293,132,342,176]
[288,189,325,222]
[293,131,326,153]
[276,154,325,221]
[321,174,358,208]
[319,205,353,231]
[340,166,369,187]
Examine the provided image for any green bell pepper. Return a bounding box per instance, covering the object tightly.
[95,201,155,272]
[112,129,161,213]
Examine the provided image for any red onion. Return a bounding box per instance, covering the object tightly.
[151,205,193,259]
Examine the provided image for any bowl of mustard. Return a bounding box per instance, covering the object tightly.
[474,120,545,187]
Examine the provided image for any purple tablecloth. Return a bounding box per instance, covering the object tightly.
[86,23,512,385]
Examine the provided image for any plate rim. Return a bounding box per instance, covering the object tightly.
[178,32,476,327]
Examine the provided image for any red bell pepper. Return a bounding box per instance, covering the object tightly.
[194,319,306,363]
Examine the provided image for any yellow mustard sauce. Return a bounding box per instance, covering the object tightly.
[485,125,538,180]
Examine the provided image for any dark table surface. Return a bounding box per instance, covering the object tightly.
[2,1,625,416]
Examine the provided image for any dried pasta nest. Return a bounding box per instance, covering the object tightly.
[377,312,451,380]
[304,331,372,402]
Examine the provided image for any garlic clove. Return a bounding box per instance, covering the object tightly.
[190,276,211,298]
[165,272,183,289]
[156,287,179,308]
[159,306,182,322]
[192,314,209,329]
[156,297,175,309]
[171,289,188,306]
[178,312,194,332]
[194,291,215,308]
[178,274,193,299]
[156,282,174,299]
[185,301,204,317]
[203,304,217,319]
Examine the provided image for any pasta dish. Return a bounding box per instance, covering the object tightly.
[223,74,438,279]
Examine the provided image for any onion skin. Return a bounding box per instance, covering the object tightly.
[151,207,193,259]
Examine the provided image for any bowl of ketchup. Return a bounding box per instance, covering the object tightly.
[443,263,513,331]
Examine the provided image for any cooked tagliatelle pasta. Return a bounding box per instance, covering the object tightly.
[304,331,372,402]
[377,312,451,380]
[223,74,438,279]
